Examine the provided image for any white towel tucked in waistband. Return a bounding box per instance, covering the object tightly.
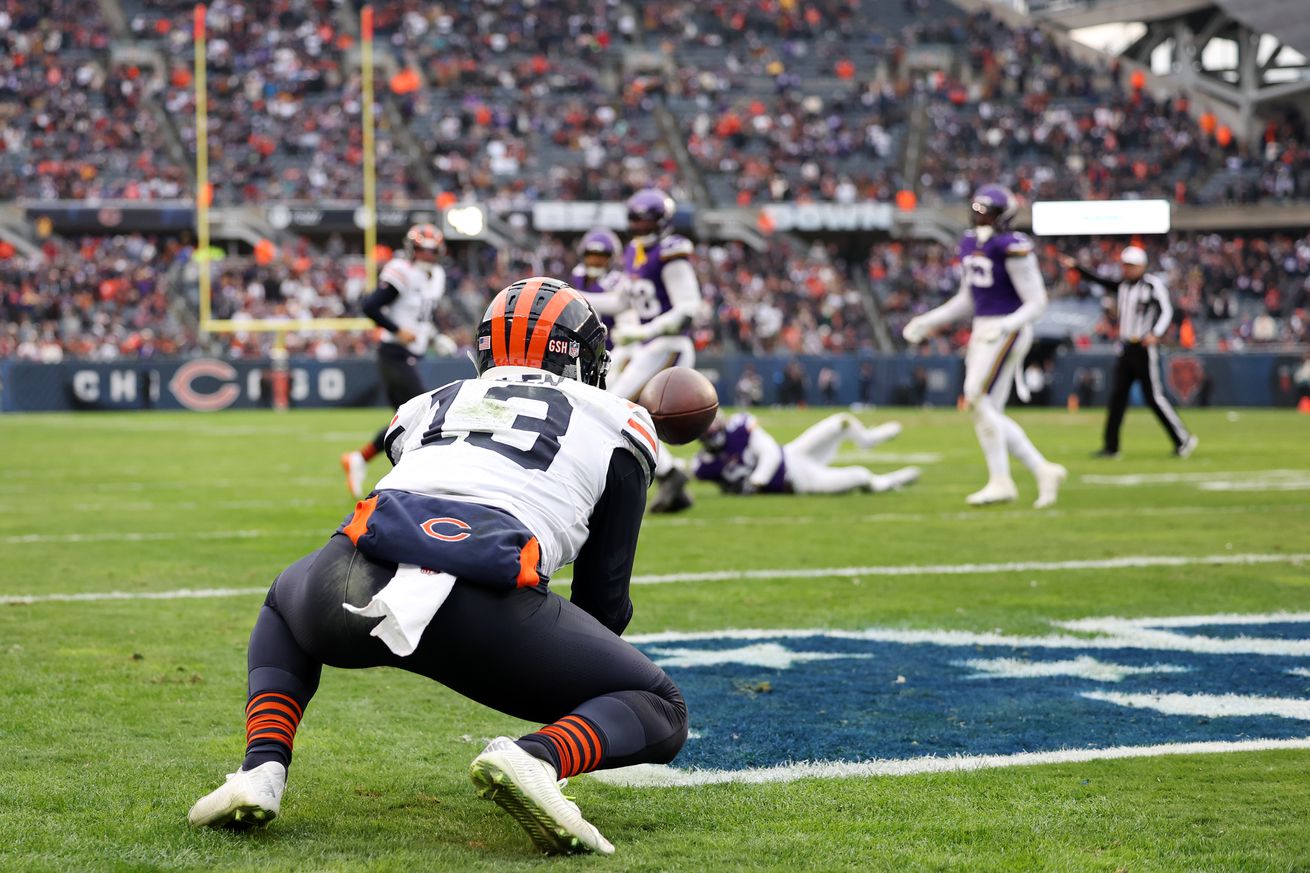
[342,564,455,656]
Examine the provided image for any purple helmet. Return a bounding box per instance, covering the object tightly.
[626,188,675,236]
[970,184,1019,229]
[578,227,622,259]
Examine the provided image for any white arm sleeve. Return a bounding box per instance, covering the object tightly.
[916,279,975,330]
[637,259,702,338]
[1150,278,1174,337]
[997,253,1048,331]
[746,426,784,489]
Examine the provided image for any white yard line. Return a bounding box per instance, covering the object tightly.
[647,503,1309,528]
[1,529,326,545]
[608,552,1310,587]
[590,738,1310,787]
[5,554,1307,607]
[1081,469,1308,486]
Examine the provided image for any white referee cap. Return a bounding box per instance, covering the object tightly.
[1120,246,1148,266]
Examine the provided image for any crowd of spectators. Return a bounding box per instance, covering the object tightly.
[0,234,192,361]
[915,14,1310,206]
[5,224,1307,362]
[127,0,425,205]
[0,1,187,200]
[4,1,1308,207]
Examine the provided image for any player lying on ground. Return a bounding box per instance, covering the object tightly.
[190,277,688,856]
[902,184,1066,509]
[692,411,920,495]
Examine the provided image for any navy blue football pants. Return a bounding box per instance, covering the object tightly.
[243,533,687,775]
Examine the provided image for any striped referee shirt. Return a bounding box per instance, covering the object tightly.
[1075,267,1174,342]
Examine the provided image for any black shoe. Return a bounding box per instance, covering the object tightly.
[1091,449,1120,459]
[650,468,694,514]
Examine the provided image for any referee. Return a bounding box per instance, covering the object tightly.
[1059,246,1197,458]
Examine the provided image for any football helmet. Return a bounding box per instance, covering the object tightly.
[476,277,610,388]
[699,412,728,452]
[969,185,1018,230]
[404,223,446,260]
[626,188,675,240]
[578,227,622,279]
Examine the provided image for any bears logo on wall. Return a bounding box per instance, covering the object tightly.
[1166,355,1205,405]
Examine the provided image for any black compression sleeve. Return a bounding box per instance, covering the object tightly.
[1074,264,1120,292]
[569,449,648,635]
[361,283,401,332]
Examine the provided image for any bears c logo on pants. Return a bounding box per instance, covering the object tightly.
[420,517,472,542]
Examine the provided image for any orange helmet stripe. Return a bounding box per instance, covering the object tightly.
[507,277,543,365]
[489,289,509,366]
[524,286,584,368]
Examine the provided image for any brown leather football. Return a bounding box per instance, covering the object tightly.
[638,367,720,445]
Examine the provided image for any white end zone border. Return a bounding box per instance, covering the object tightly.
[592,738,1310,788]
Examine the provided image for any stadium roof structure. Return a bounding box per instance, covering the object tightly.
[1031,0,1310,134]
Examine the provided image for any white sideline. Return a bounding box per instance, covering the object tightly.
[590,738,1310,787]
[3,552,1307,604]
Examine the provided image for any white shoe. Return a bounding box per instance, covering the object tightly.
[871,465,920,492]
[470,737,614,856]
[188,761,286,829]
[1033,462,1067,509]
[1176,434,1198,458]
[340,451,366,499]
[966,478,1018,506]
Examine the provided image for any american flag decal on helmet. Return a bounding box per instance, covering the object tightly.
[478,335,492,351]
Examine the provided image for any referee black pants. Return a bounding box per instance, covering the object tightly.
[242,534,687,775]
[1102,342,1190,452]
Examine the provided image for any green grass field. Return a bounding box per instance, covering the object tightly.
[2,406,1309,872]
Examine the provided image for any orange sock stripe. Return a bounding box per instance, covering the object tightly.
[246,691,304,719]
[246,716,297,738]
[537,726,578,777]
[247,701,301,725]
[561,716,603,771]
[554,720,593,772]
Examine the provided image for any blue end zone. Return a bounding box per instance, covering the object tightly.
[633,617,1310,771]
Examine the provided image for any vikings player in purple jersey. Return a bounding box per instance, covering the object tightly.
[611,189,706,513]
[693,412,919,495]
[570,227,637,377]
[902,185,1066,508]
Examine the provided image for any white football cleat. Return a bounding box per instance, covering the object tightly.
[340,450,367,499]
[470,737,614,856]
[966,478,1018,506]
[188,761,286,829]
[1033,462,1067,509]
[1176,434,1199,458]
[870,466,920,492]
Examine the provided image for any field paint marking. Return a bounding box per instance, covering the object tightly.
[604,552,1310,587]
[1081,469,1307,486]
[1198,480,1310,492]
[1,529,326,545]
[1287,668,1310,679]
[591,738,1310,787]
[831,451,945,464]
[1083,691,1310,721]
[0,587,270,605]
[622,610,1310,657]
[648,503,1310,528]
[957,656,1189,683]
[647,643,872,670]
[5,554,1306,601]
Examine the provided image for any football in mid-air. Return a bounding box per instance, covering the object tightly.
[638,367,719,445]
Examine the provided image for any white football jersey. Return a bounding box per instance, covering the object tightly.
[376,366,658,575]
[377,257,447,355]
